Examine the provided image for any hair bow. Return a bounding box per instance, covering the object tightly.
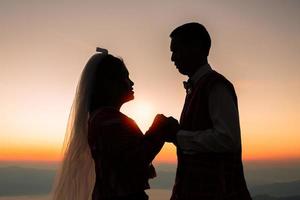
[96,47,108,55]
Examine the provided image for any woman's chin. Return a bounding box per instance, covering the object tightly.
[123,93,134,103]
[128,94,134,101]
[129,91,134,99]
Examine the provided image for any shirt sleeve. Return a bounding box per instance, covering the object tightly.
[176,82,241,153]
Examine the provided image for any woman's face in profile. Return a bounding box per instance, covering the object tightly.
[90,56,135,110]
[118,68,134,103]
[110,64,134,105]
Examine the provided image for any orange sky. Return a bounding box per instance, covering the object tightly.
[1,0,300,164]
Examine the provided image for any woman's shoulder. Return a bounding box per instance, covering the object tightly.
[89,107,136,128]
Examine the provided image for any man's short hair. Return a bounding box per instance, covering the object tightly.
[170,22,211,55]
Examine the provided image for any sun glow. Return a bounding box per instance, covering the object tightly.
[122,101,156,133]
[121,101,178,163]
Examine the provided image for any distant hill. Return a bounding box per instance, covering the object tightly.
[1,165,300,199]
[0,166,55,196]
[149,170,175,189]
[249,180,300,197]
[150,170,300,197]
[154,163,300,186]
[150,173,300,199]
[253,194,300,200]
[244,166,300,186]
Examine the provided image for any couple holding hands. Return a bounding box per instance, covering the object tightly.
[53,23,252,200]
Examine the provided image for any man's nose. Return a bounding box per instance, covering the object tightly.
[171,53,175,62]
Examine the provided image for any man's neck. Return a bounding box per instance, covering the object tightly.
[188,60,208,78]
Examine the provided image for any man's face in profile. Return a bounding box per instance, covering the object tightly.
[170,38,189,75]
[170,38,203,76]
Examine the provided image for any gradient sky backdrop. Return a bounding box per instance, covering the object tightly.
[1,0,299,163]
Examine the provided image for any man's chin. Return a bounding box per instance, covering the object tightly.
[177,67,188,75]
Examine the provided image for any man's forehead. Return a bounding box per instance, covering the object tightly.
[170,38,183,50]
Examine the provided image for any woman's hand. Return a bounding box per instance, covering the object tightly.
[147,114,180,143]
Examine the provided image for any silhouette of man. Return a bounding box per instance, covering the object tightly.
[166,22,252,200]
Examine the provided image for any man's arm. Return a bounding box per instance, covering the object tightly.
[177,82,241,153]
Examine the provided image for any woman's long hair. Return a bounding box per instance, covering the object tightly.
[52,49,108,200]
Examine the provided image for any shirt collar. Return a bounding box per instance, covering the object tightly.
[189,63,213,85]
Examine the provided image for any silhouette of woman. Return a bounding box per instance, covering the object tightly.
[52,48,165,200]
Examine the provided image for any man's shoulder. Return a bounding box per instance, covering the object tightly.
[194,70,232,88]
[206,71,238,103]
[193,70,237,101]
[208,70,230,81]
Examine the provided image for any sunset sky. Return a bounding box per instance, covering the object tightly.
[1,0,299,163]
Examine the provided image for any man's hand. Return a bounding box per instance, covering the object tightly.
[147,114,180,143]
[164,116,180,143]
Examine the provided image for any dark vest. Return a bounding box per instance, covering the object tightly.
[171,71,252,200]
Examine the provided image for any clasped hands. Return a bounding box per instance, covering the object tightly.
[147,114,180,143]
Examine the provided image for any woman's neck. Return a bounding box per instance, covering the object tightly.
[91,101,122,113]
